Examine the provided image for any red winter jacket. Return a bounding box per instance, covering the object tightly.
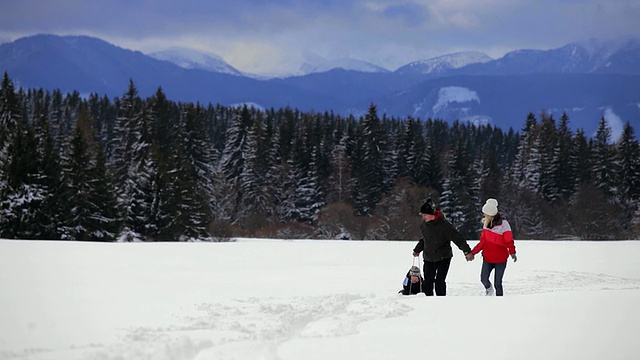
[471,217,516,264]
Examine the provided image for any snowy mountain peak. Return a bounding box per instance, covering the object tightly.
[573,37,640,58]
[394,51,492,75]
[300,57,390,75]
[148,47,243,76]
[492,37,640,74]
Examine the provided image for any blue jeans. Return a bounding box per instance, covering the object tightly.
[481,260,507,296]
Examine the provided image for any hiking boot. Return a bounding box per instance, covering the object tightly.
[485,287,495,296]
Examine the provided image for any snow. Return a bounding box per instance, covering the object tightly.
[461,114,492,127]
[397,51,492,74]
[1,239,639,360]
[148,48,242,76]
[300,58,390,74]
[432,86,480,114]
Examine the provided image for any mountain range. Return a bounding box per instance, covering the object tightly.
[1,34,639,136]
[148,47,243,76]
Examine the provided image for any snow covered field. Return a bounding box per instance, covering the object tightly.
[1,239,639,360]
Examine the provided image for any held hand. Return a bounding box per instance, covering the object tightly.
[511,254,518,262]
[465,252,474,261]
[413,251,419,257]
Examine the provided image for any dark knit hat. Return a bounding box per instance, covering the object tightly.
[420,198,436,215]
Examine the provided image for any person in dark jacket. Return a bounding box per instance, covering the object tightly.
[412,198,472,296]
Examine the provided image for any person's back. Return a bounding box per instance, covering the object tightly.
[469,199,517,296]
[479,215,514,263]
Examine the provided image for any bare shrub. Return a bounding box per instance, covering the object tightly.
[370,179,435,240]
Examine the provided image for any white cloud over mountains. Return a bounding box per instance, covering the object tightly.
[1,0,639,75]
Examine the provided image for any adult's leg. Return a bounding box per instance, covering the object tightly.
[434,258,452,296]
[493,262,507,296]
[480,261,494,291]
[423,261,437,296]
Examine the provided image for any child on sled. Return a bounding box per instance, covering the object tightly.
[399,265,423,295]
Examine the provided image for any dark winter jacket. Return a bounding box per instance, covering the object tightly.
[399,271,423,295]
[413,210,472,262]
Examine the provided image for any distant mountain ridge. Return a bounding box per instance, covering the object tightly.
[300,57,390,74]
[1,34,639,136]
[148,48,243,76]
[455,38,640,76]
[394,51,493,75]
[0,34,338,109]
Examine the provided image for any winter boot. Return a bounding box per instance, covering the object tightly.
[485,287,495,296]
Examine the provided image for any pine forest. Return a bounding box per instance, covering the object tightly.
[1,73,639,241]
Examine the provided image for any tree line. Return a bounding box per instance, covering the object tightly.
[1,73,638,241]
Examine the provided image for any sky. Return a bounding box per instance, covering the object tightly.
[1,239,639,359]
[1,0,640,75]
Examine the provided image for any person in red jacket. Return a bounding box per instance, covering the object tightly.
[466,198,517,296]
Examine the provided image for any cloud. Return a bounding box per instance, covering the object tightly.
[1,0,640,75]
[603,108,625,142]
[380,3,431,27]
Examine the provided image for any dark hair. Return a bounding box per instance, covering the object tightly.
[487,213,503,229]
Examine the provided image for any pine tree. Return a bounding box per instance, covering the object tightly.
[396,118,413,181]
[0,72,20,136]
[146,89,181,240]
[384,129,399,191]
[58,106,119,241]
[149,87,173,157]
[326,129,353,203]
[30,98,63,239]
[0,73,20,201]
[478,148,501,201]
[555,113,575,201]
[295,147,324,223]
[87,144,120,240]
[118,97,158,240]
[162,126,211,240]
[353,104,386,215]
[0,122,45,239]
[276,157,299,223]
[500,181,545,239]
[572,129,592,186]
[513,113,539,191]
[397,117,427,184]
[111,79,142,187]
[240,111,274,227]
[439,139,476,237]
[468,155,483,236]
[592,117,617,196]
[181,104,216,222]
[281,128,311,222]
[422,119,445,191]
[220,107,251,219]
[538,114,560,202]
[615,122,640,227]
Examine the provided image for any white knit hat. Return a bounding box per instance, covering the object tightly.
[482,198,499,216]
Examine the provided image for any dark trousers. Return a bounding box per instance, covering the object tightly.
[423,258,451,296]
[481,260,507,296]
